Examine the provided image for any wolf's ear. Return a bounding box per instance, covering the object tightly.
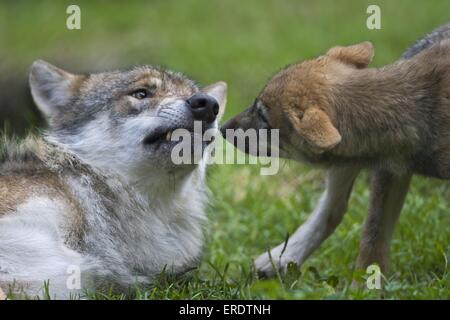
[29,60,82,118]
[201,81,227,121]
[287,107,341,152]
[327,42,374,68]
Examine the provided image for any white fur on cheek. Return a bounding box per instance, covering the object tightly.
[48,113,159,179]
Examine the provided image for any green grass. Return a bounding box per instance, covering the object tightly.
[1,0,449,299]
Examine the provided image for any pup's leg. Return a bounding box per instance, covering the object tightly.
[356,169,411,273]
[255,166,361,278]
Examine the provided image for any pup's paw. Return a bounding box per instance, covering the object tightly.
[255,244,296,279]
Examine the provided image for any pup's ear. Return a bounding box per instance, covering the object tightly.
[201,81,227,121]
[327,42,374,68]
[29,60,83,118]
[287,107,341,151]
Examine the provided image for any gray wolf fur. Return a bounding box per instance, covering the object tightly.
[221,23,450,278]
[0,61,227,298]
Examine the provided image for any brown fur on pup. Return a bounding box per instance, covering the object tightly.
[221,24,450,278]
[227,39,450,174]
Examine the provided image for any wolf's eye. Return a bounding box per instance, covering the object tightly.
[130,88,151,100]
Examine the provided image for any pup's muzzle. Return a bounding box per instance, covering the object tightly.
[220,105,254,137]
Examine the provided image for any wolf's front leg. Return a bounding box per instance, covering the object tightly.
[255,166,361,278]
[356,169,411,273]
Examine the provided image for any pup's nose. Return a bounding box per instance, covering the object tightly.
[187,93,219,123]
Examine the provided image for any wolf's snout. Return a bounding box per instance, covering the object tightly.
[187,93,219,123]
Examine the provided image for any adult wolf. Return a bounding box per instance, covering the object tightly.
[0,60,227,298]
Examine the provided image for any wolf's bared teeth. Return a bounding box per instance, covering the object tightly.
[166,131,172,141]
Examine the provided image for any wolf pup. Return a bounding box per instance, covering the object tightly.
[0,60,226,298]
[221,23,450,278]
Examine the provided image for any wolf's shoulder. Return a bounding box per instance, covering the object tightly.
[0,135,94,209]
[0,135,77,214]
[0,134,89,173]
[403,22,450,59]
[0,135,44,168]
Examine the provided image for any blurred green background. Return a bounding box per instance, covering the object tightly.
[0,0,449,299]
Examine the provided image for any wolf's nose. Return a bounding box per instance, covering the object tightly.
[187,93,219,123]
